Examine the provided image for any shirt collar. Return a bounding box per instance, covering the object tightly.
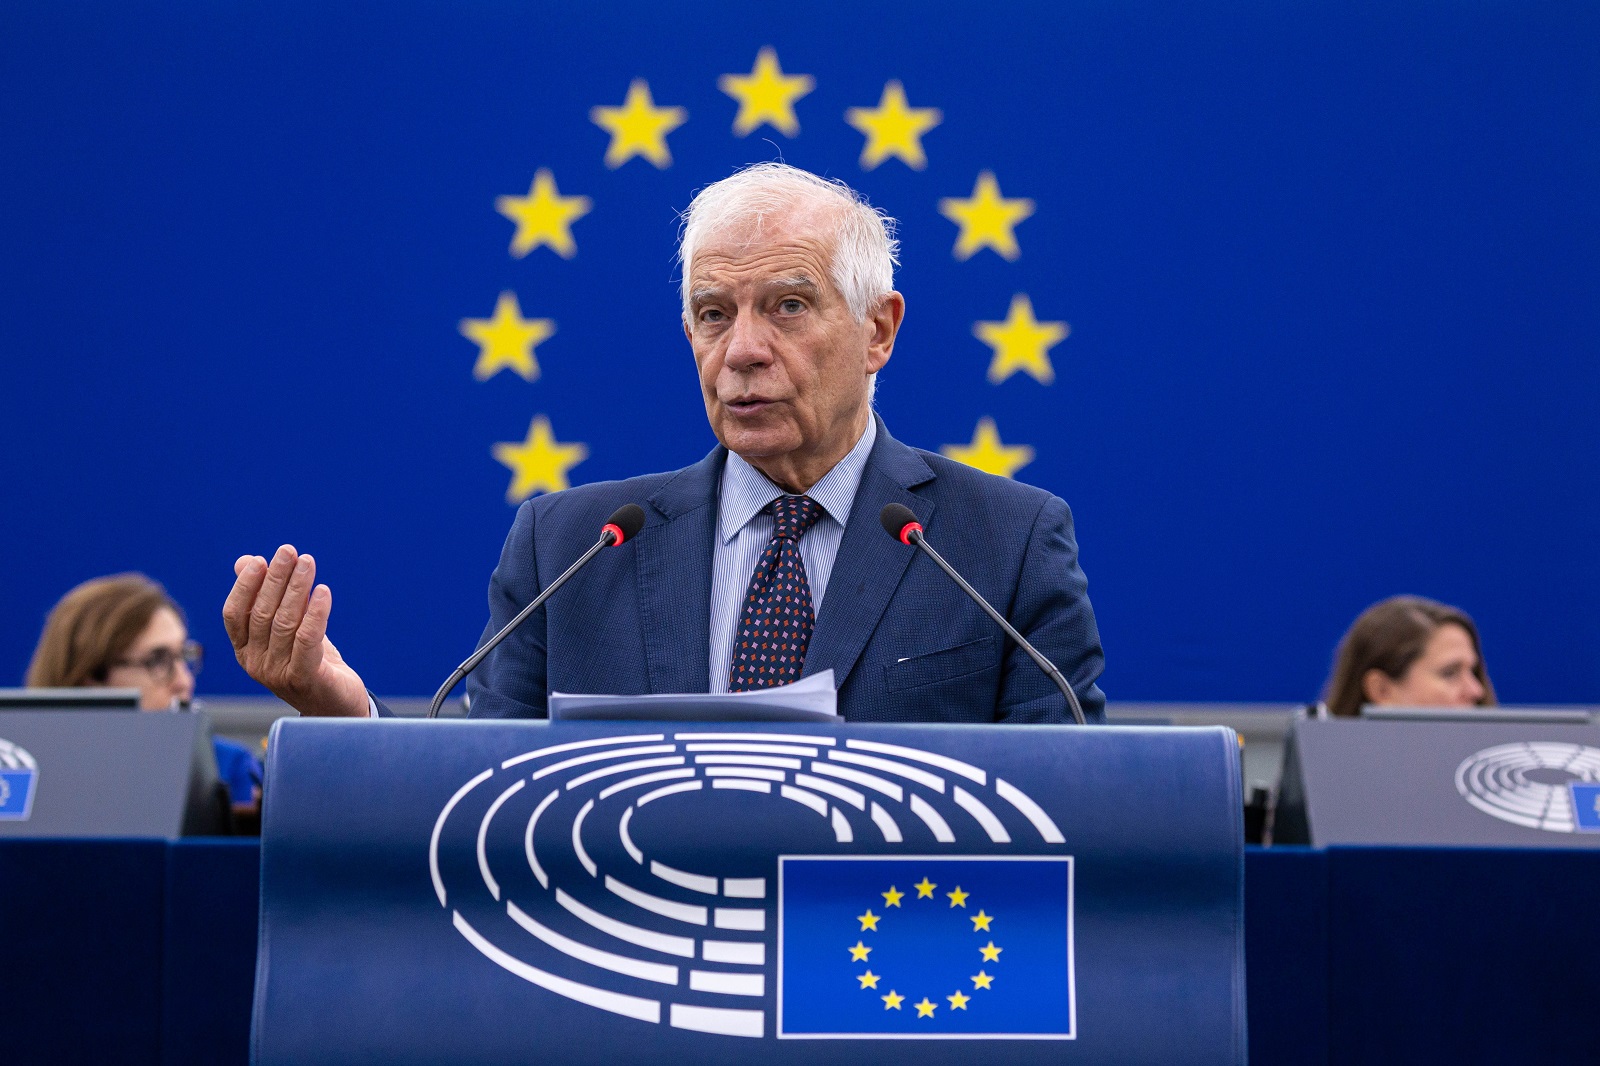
[718,417,877,544]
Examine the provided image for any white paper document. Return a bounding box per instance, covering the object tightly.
[548,670,839,722]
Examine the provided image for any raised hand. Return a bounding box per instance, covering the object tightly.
[222,545,370,717]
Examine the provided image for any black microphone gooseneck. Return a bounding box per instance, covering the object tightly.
[427,504,646,719]
[879,503,1087,726]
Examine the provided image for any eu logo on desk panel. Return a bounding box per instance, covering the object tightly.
[460,47,1068,506]
[0,737,38,820]
[428,731,1072,1041]
[1455,743,1600,833]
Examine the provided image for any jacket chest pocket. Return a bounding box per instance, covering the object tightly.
[883,636,997,693]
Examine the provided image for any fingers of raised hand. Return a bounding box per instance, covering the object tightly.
[223,556,269,651]
[247,546,300,647]
[287,584,334,682]
[266,553,317,665]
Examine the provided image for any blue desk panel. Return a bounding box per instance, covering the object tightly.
[1327,848,1600,1066]
[1,843,1597,1064]
[0,839,167,1065]
[160,839,262,1066]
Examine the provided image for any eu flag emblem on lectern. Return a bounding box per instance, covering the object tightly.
[777,856,1075,1039]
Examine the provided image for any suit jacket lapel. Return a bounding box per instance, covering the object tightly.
[638,447,723,694]
[805,418,936,687]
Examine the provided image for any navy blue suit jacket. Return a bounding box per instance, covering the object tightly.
[459,418,1104,723]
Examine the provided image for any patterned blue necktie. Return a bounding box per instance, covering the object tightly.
[729,494,826,692]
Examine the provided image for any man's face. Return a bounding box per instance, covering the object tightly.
[684,209,902,492]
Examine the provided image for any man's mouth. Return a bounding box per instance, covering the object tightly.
[726,397,776,413]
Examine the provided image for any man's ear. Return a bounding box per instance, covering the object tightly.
[683,315,692,344]
[866,291,905,373]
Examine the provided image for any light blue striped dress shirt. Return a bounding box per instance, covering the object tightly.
[708,418,877,693]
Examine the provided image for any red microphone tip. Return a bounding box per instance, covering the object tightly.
[899,521,923,546]
[601,523,626,545]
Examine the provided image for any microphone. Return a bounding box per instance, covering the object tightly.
[880,503,1087,726]
[427,504,646,719]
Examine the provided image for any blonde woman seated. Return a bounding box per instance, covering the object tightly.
[27,573,263,811]
[1324,595,1496,717]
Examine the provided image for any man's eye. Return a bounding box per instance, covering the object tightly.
[699,308,726,323]
[778,298,804,314]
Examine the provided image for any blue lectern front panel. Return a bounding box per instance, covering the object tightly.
[255,721,1244,1064]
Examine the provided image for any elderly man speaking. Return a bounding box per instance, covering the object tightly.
[223,164,1105,723]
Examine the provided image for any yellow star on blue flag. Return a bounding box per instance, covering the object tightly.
[590,79,687,169]
[492,416,588,504]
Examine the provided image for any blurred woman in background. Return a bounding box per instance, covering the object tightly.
[1324,595,1496,718]
[26,573,262,811]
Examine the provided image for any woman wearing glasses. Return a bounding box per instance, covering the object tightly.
[25,573,263,810]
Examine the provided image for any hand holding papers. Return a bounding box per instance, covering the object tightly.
[548,671,839,722]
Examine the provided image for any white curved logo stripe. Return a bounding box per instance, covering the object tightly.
[778,784,830,819]
[723,877,765,899]
[808,761,904,801]
[556,888,695,958]
[431,767,493,906]
[690,970,764,996]
[695,754,803,770]
[507,900,678,985]
[845,738,986,784]
[703,940,764,965]
[677,732,838,746]
[830,808,854,843]
[0,738,37,770]
[670,1002,765,1038]
[827,750,945,792]
[996,777,1066,843]
[651,861,718,895]
[435,729,1069,1039]
[572,799,598,876]
[454,911,660,1023]
[638,780,702,806]
[617,806,644,864]
[479,779,525,900]
[706,766,785,782]
[793,772,866,810]
[685,743,821,757]
[608,875,708,925]
[599,767,695,801]
[713,779,771,794]
[871,801,903,842]
[909,793,955,842]
[713,907,765,931]
[532,744,678,780]
[566,756,685,791]
[524,789,559,889]
[953,785,1011,844]
[502,734,665,770]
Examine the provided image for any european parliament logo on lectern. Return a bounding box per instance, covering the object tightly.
[428,732,1076,1043]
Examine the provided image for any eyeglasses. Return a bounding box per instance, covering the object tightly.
[114,640,203,682]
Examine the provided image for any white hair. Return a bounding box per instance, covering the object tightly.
[677,163,899,323]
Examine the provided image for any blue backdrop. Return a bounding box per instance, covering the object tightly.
[2,0,1595,702]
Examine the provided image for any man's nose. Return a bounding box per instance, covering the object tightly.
[722,311,770,373]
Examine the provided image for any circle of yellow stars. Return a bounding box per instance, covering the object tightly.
[462,47,1067,504]
[850,875,1001,1020]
